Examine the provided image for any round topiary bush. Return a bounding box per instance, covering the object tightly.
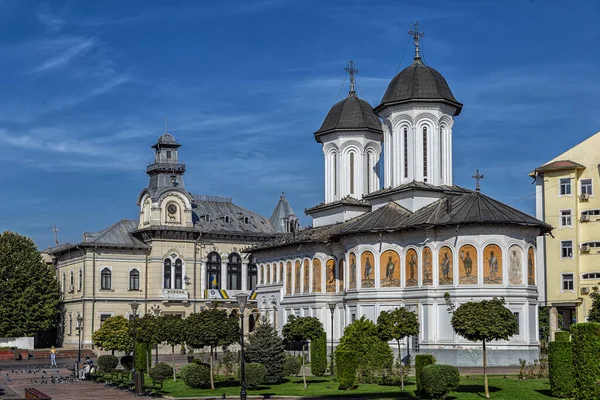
[415,354,436,393]
[120,355,133,370]
[283,355,301,377]
[149,362,173,379]
[180,363,210,388]
[97,355,118,372]
[421,364,460,400]
[241,363,266,389]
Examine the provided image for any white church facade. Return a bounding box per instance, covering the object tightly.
[252,32,551,366]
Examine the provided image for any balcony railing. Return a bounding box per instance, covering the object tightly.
[163,289,189,300]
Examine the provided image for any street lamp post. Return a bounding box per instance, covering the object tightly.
[328,303,335,375]
[235,293,248,400]
[76,315,83,378]
[151,305,161,365]
[130,302,141,395]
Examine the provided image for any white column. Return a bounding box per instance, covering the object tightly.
[447,128,453,185]
[200,261,206,297]
[221,261,227,290]
[241,262,248,291]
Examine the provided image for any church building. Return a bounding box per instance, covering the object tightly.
[252,27,551,366]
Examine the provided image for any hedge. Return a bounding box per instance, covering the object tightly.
[555,331,571,342]
[415,354,436,393]
[134,342,152,373]
[97,355,118,372]
[421,364,460,400]
[284,355,301,377]
[243,363,267,389]
[548,340,574,398]
[335,350,357,390]
[571,322,600,400]
[181,363,210,388]
[149,362,173,380]
[310,334,327,377]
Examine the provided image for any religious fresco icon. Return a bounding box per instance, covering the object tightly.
[508,245,523,285]
[361,251,375,288]
[528,247,535,285]
[405,249,418,287]
[326,259,336,292]
[438,246,453,285]
[266,264,271,284]
[380,250,401,287]
[338,259,344,289]
[285,262,291,294]
[294,261,301,293]
[312,259,322,292]
[303,259,310,293]
[422,247,433,286]
[458,245,477,285]
[279,263,283,283]
[349,253,357,290]
[484,244,503,284]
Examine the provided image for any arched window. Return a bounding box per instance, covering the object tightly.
[439,127,444,180]
[207,252,221,289]
[174,259,183,289]
[366,152,371,192]
[247,256,257,291]
[228,253,242,290]
[403,127,408,178]
[70,270,74,290]
[248,313,256,333]
[163,259,172,289]
[129,269,140,290]
[349,152,355,194]
[333,152,337,196]
[62,272,66,292]
[423,126,428,181]
[78,268,82,291]
[101,268,111,290]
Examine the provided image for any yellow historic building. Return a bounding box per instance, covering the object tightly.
[531,131,600,335]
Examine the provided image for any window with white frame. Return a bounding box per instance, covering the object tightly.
[582,209,600,217]
[562,273,574,291]
[560,210,572,227]
[129,269,140,290]
[513,312,520,335]
[581,179,593,195]
[560,178,572,196]
[100,268,111,290]
[561,240,573,258]
[78,268,82,291]
[582,272,600,279]
[99,314,112,326]
[68,314,72,335]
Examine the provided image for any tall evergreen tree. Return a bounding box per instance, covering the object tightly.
[0,232,61,337]
[245,316,285,384]
[587,286,600,323]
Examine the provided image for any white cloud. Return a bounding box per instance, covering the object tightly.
[28,37,95,74]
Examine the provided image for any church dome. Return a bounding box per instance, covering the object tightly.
[314,93,383,142]
[157,133,177,145]
[374,61,463,116]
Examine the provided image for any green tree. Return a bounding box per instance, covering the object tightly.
[377,307,419,390]
[586,286,600,323]
[0,232,61,337]
[448,296,518,399]
[337,316,394,383]
[185,307,240,389]
[310,333,327,377]
[282,315,325,389]
[132,314,157,372]
[92,315,132,354]
[155,314,185,381]
[245,316,285,384]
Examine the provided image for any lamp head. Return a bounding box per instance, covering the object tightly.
[129,301,140,316]
[152,306,161,316]
[235,293,248,313]
[76,314,83,327]
[328,302,336,313]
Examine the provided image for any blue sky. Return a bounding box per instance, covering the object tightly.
[1,0,599,249]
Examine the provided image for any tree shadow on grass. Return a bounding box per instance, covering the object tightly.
[297,394,416,399]
[534,389,557,398]
[454,385,502,398]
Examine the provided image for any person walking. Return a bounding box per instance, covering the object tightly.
[50,346,57,367]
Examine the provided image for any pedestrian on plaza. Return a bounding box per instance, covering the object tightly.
[50,346,57,367]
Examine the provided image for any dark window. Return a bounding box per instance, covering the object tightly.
[70,270,74,286]
[129,269,140,291]
[581,179,593,195]
[69,314,72,335]
[100,314,112,326]
[514,312,520,335]
[561,241,573,258]
[351,313,356,323]
[349,152,355,194]
[244,217,249,224]
[247,256,257,291]
[205,214,211,223]
[560,210,572,227]
[224,216,230,223]
[582,272,600,279]
[207,252,221,289]
[166,151,172,159]
[334,153,337,195]
[439,127,444,180]
[164,259,172,289]
[62,272,66,292]
[423,126,428,180]
[248,314,256,333]
[174,259,183,289]
[78,269,82,291]
[403,127,408,178]
[560,178,572,195]
[366,153,371,193]
[228,253,242,290]
[562,273,574,291]
[101,268,111,290]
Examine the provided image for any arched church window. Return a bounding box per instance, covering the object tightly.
[366,152,371,193]
[228,253,242,290]
[423,126,428,181]
[224,216,230,224]
[62,272,66,293]
[101,268,111,290]
[349,152,355,194]
[404,127,408,178]
[439,127,444,180]
[174,259,183,289]
[129,269,140,291]
[207,252,221,289]
[333,152,337,196]
[247,256,257,291]
[248,313,256,333]
[163,259,171,289]
[78,268,82,291]
[70,270,74,288]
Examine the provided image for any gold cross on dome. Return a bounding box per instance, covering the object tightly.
[471,169,484,191]
[344,60,358,94]
[408,22,425,60]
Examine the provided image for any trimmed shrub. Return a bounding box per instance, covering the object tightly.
[310,334,327,377]
[134,342,151,373]
[555,331,571,342]
[97,355,118,372]
[192,359,211,369]
[421,364,460,400]
[180,363,210,388]
[120,355,133,370]
[149,362,173,380]
[571,322,600,400]
[548,340,574,398]
[284,355,301,377]
[335,350,357,390]
[415,354,436,393]
[242,363,267,389]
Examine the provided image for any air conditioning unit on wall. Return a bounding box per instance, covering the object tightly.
[580,193,590,201]
[581,287,591,295]
[581,214,590,222]
[581,245,590,252]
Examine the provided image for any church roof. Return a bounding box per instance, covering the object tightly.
[374,61,462,116]
[270,193,297,233]
[314,93,383,141]
[305,196,371,214]
[363,180,471,200]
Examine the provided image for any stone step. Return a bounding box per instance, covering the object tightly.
[29,349,96,359]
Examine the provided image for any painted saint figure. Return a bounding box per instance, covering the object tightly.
[487,251,498,279]
[328,262,335,283]
[350,258,356,283]
[364,257,373,280]
[386,256,396,279]
[510,249,521,280]
[460,251,472,277]
[440,252,451,281]
[408,253,417,281]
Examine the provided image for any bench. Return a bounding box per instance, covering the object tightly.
[143,376,164,396]
[24,388,52,399]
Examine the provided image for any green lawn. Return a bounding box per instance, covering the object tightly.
[159,375,565,399]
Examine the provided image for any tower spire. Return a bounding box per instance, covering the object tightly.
[344,60,358,96]
[164,117,168,133]
[408,22,425,64]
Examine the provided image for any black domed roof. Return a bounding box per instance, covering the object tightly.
[151,132,181,149]
[314,92,382,142]
[374,61,462,116]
